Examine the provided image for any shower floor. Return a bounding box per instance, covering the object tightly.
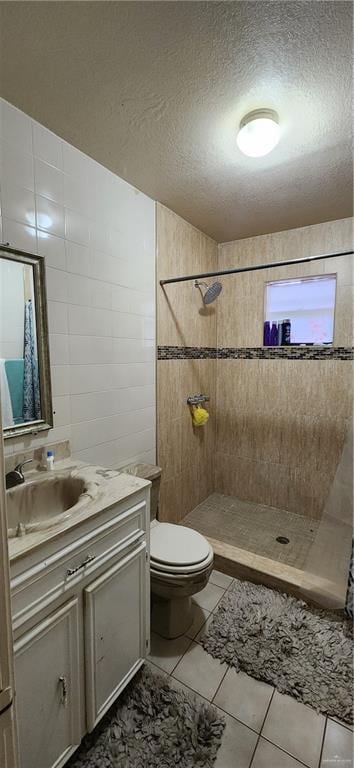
[183,492,319,570]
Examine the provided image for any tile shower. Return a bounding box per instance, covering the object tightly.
[157,204,354,608]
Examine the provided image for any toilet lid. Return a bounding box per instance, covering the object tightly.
[150,523,211,567]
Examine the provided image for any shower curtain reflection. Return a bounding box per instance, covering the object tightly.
[23,299,41,422]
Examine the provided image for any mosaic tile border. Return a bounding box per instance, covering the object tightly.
[158,346,217,359]
[217,346,354,360]
[158,345,354,360]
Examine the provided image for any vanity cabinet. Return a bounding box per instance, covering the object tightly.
[0,408,17,767]
[14,599,81,768]
[85,542,146,730]
[10,487,150,768]
[0,705,17,768]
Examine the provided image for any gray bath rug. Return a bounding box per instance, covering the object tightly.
[200,579,353,724]
[68,665,225,767]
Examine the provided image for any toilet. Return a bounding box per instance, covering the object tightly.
[122,463,214,639]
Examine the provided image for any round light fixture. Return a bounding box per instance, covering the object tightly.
[237,109,280,157]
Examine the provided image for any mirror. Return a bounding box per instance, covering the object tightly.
[0,245,53,437]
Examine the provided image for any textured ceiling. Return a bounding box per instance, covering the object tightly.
[0,1,352,242]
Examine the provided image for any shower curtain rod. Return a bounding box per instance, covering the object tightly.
[159,249,354,285]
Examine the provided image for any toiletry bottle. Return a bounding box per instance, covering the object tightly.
[46,450,54,471]
[263,321,271,346]
[278,321,283,345]
[270,322,278,346]
[282,319,291,345]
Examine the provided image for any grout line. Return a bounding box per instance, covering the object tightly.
[72,432,155,459]
[63,361,155,368]
[185,611,211,641]
[210,665,229,705]
[46,281,154,304]
[70,404,155,428]
[317,717,328,768]
[48,295,155,318]
[259,687,275,734]
[327,717,354,733]
[146,658,167,676]
[210,583,232,615]
[168,636,195,677]
[52,333,156,342]
[248,685,276,768]
[148,639,323,768]
[210,699,262,738]
[168,658,262,743]
[248,733,261,768]
[168,672,209,704]
[71,422,155,453]
[259,735,314,768]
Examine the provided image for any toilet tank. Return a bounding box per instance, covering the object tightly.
[120,463,161,522]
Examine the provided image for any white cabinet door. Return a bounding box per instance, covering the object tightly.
[14,598,82,768]
[0,421,17,765]
[85,542,146,730]
[0,706,17,768]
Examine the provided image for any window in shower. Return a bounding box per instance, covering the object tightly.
[264,274,337,345]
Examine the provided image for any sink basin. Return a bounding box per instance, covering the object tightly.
[7,475,96,538]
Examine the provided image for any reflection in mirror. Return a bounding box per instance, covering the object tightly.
[0,259,41,427]
[0,246,53,437]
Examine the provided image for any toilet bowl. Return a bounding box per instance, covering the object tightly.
[150,520,214,638]
[121,463,214,639]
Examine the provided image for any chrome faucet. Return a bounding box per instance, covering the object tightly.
[5,459,33,490]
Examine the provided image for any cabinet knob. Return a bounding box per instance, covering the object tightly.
[66,554,96,578]
[58,675,68,708]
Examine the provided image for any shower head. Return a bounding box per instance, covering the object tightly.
[195,280,223,305]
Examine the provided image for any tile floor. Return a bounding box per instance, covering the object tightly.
[148,570,353,768]
[183,494,319,569]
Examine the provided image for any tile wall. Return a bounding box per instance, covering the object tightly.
[157,211,353,523]
[216,218,354,518]
[156,204,217,521]
[0,98,156,468]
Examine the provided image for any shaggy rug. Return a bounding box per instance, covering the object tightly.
[200,579,353,724]
[68,665,225,768]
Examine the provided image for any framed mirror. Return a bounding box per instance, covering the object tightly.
[0,245,53,438]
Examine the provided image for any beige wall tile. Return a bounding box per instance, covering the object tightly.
[324,253,354,286]
[157,360,183,422]
[215,452,291,511]
[215,358,353,517]
[180,462,214,519]
[157,204,217,521]
[158,474,183,523]
[334,285,354,345]
[158,417,182,482]
[157,203,217,348]
[215,217,353,520]
[157,208,353,524]
[218,217,353,349]
[220,217,353,268]
[287,464,332,519]
[215,451,330,518]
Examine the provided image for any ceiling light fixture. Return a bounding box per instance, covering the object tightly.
[237,109,280,157]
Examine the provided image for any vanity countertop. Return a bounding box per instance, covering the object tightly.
[7,457,150,563]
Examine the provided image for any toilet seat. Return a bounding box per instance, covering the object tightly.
[150,522,213,575]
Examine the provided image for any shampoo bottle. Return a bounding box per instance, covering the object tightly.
[270,322,278,346]
[263,321,271,346]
